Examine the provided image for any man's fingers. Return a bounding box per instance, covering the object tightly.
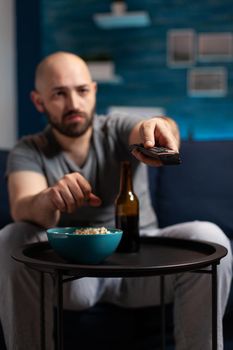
[49,187,67,212]
[154,122,178,151]
[87,193,102,207]
[140,118,179,152]
[48,173,102,213]
[140,121,155,148]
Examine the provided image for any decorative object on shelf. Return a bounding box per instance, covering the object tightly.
[198,32,233,62]
[87,61,122,83]
[188,67,227,97]
[108,106,165,118]
[83,53,122,83]
[93,0,151,29]
[167,29,196,67]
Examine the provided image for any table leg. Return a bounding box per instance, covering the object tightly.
[55,271,64,350]
[160,275,166,350]
[40,272,46,350]
[212,264,218,350]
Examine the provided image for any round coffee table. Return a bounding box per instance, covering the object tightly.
[12,236,228,350]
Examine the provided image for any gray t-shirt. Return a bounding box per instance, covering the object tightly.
[7,113,158,233]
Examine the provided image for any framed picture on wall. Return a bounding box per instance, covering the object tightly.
[167,29,196,67]
[188,67,227,97]
[198,33,233,61]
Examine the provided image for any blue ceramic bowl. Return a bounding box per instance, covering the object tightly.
[46,227,123,264]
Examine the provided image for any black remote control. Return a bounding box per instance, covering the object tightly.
[129,144,181,165]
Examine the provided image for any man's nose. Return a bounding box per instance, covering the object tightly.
[67,91,81,109]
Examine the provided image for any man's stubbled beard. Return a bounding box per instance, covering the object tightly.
[43,105,95,137]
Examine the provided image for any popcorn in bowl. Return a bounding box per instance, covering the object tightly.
[74,227,110,235]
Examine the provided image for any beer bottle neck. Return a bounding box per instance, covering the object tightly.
[119,161,133,194]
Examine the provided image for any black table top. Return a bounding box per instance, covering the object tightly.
[12,236,227,278]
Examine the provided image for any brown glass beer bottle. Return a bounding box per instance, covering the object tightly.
[115,161,140,253]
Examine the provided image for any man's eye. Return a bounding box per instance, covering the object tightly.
[79,88,89,95]
[52,90,66,98]
[55,91,65,96]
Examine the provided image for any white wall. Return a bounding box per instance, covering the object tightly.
[0,0,17,149]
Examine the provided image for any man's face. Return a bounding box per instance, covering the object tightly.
[42,86,96,138]
[34,55,97,138]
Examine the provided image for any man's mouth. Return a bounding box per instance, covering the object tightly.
[64,111,85,122]
[67,114,82,121]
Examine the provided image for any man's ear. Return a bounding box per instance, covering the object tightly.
[92,81,97,93]
[30,90,45,113]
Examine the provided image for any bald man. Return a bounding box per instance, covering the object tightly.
[0,51,231,350]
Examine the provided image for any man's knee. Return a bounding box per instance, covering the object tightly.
[186,221,231,250]
[0,222,47,270]
[0,222,45,248]
[166,220,230,247]
[161,220,232,261]
[182,221,232,280]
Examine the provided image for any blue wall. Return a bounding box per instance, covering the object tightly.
[17,0,233,140]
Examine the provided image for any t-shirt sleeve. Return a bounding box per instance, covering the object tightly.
[6,138,44,177]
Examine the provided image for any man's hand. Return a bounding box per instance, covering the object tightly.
[8,171,101,228]
[46,172,101,214]
[129,116,180,166]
